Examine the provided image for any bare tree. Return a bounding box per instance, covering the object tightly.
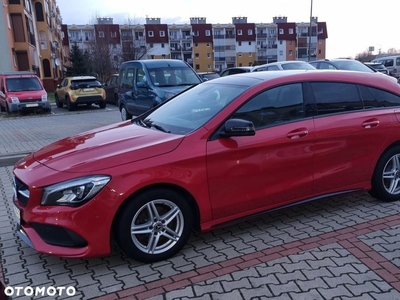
[355,49,376,62]
[120,15,151,62]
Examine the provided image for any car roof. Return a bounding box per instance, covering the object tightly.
[121,59,189,68]
[224,67,253,71]
[197,72,219,75]
[69,76,97,80]
[205,70,400,94]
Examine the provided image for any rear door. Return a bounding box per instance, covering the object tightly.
[132,66,153,115]
[310,82,392,194]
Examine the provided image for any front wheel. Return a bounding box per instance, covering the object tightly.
[55,94,63,108]
[120,105,132,121]
[115,189,193,263]
[370,146,400,202]
[66,97,76,111]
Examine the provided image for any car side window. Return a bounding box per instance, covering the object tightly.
[136,68,147,84]
[121,67,134,89]
[62,79,68,87]
[319,62,336,70]
[311,82,362,115]
[111,76,117,85]
[267,65,280,71]
[361,85,400,107]
[396,58,400,66]
[231,83,304,129]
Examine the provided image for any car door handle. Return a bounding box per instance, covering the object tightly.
[362,120,379,129]
[286,128,309,139]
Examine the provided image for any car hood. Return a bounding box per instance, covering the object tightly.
[32,121,184,173]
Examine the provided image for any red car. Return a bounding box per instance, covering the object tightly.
[12,70,400,263]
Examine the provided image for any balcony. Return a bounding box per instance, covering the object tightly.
[213,34,224,39]
[121,35,133,41]
[225,34,235,39]
[215,57,226,62]
[257,33,267,38]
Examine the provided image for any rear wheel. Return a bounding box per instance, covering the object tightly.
[66,97,76,111]
[55,94,63,108]
[115,189,193,263]
[370,146,400,202]
[120,105,132,121]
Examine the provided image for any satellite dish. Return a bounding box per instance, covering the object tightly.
[57,25,61,31]
[55,58,61,66]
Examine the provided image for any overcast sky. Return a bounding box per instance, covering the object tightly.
[56,0,400,59]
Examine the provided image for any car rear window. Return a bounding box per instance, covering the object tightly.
[6,77,42,92]
[71,79,102,88]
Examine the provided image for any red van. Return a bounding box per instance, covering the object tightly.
[0,71,51,114]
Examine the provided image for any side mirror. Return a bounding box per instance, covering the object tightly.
[137,81,148,89]
[103,83,108,87]
[57,84,61,88]
[220,119,256,137]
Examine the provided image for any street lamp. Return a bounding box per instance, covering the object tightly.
[307,0,313,61]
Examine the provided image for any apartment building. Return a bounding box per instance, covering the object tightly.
[1,0,65,91]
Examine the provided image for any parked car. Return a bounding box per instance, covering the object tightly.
[0,71,51,114]
[197,72,220,81]
[103,74,119,105]
[372,55,400,78]
[118,59,202,120]
[55,76,106,111]
[364,62,389,75]
[309,59,376,73]
[219,66,253,77]
[12,70,400,263]
[252,61,316,72]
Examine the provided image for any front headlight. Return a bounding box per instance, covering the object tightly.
[41,175,111,206]
[164,92,176,101]
[9,97,19,104]
[41,94,48,101]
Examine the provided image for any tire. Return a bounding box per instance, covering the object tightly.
[370,146,400,202]
[120,105,132,121]
[115,188,193,263]
[113,94,118,106]
[66,97,75,111]
[99,102,106,109]
[55,94,63,108]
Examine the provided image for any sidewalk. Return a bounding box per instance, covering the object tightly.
[1,111,400,299]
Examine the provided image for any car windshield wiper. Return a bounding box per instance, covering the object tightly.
[142,119,171,133]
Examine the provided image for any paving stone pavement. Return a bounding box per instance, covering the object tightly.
[2,110,400,299]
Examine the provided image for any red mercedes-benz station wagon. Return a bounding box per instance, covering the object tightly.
[12,70,400,262]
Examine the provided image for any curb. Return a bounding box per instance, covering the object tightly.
[0,153,30,167]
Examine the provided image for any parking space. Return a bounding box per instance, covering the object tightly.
[2,107,400,299]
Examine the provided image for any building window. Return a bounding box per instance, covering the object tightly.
[160,30,165,37]
[318,49,322,54]
[42,59,51,77]
[150,44,153,48]
[237,29,242,35]
[289,50,293,56]
[238,52,242,57]
[289,28,294,34]
[207,53,211,58]
[35,2,44,22]
[205,30,210,36]
[269,29,275,35]
[195,53,199,59]
[279,50,283,56]
[111,31,117,38]
[279,29,284,34]
[280,40,282,45]
[238,41,242,46]
[99,31,104,38]
[151,55,154,59]
[148,31,154,37]
[248,42,251,46]
[319,39,322,44]
[207,42,210,47]
[162,54,166,58]
[208,64,211,69]
[249,52,252,57]
[196,64,200,70]
[161,43,164,48]
[195,42,198,47]
[193,30,199,36]
[289,40,292,45]
[248,29,252,35]
[239,63,242,67]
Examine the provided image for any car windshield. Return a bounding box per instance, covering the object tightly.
[148,67,201,87]
[71,79,102,88]
[333,61,375,73]
[135,82,249,135]
[6,77,42,92]
[281,63,315,70]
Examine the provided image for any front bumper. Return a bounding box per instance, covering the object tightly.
[9,101,51,113]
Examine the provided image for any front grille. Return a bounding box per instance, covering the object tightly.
[13,176,29,206]
[21,99,42,103]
